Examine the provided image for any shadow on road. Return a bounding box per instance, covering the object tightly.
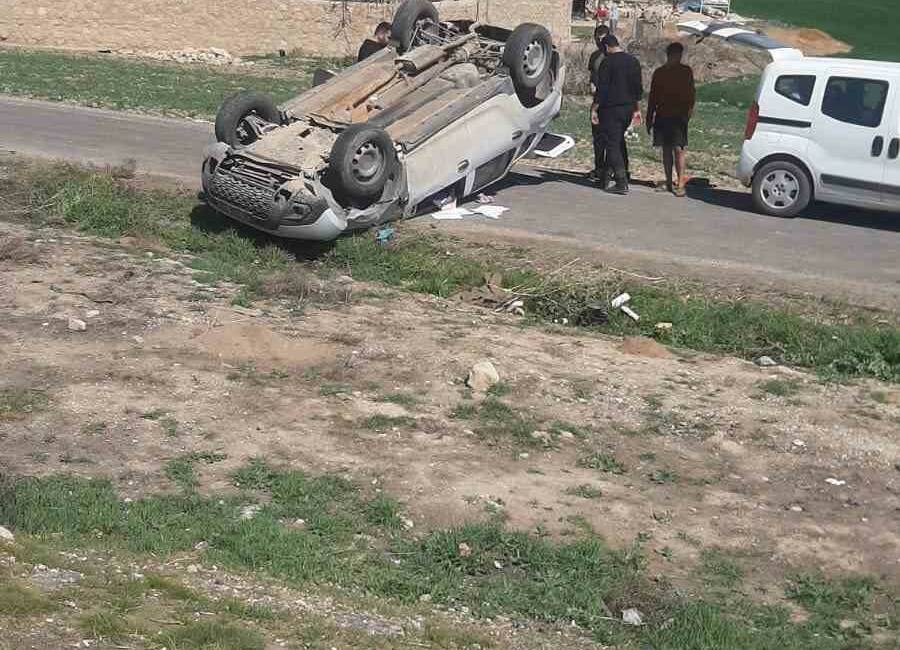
[687,186,900,233]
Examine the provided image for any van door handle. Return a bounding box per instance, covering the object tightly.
[871,136,884,157]
[889,138,900,160]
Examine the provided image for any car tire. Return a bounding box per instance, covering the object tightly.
[214,91,280,148]
[503,23,553,102]
[330,125,398,202]
[392,0,440,54]
[752,160,812,218]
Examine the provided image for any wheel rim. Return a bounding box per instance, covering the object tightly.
[351,142,384,183]
[522,40,547,79]
[760,169,800,210]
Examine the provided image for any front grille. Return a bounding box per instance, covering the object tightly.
[209,155,296,222]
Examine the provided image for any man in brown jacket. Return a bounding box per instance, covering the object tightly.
[646,42,696,196]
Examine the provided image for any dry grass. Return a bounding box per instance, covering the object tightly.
[0,235,40,264]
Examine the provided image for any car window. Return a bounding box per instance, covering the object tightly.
[821,77,889,128]
[774,75,815,106]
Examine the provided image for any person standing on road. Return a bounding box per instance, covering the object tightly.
[357,22,392,62]
[646,42,695,196]
[591,35,643,195]
[587,24,610,182]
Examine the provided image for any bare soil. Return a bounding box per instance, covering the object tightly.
[1,221,899,642]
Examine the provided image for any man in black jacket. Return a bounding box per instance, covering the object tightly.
[587,24,609,182]
[591,35,643,194]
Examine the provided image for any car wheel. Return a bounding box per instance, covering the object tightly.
[503,23,553,102]
[330,125,398,202]
[392,0,440,53]
[215,91,280,148]
[752,160,811,218]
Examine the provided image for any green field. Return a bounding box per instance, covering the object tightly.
[733,0,899,61]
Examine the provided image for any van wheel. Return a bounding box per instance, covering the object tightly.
[752,160,811,217]
[392,0,440,53]
[503,23,553,104]
[330,125,398,202]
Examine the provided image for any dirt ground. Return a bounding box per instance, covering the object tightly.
[2,217,899,606]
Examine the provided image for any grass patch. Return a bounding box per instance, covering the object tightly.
[1,465,897,648]
[732,0,899,61]
[757,378,803,398]
[6,162,899,382]
[164,452,227,492]
[700,548,745,589]
[158,620,265,650]
[649,469,679,484]
[377,392,419,408]
[578,451,626,475]
[362,414,416,431]
[79,611,134,641]
[564,484,603,499]
[0,388,48,421]
[0,49,304,118]
[450,397,541,447]
[0,580,53,617]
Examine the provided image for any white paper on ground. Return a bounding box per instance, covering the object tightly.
[470,205,509,219]
[432,207,473,220]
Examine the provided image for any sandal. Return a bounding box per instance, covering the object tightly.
[674,185,686,197]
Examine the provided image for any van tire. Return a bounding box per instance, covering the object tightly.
[752,160,811,218]
[503,23,553,103]
[392,0,440,54]
[330,124,398,202]
[215,91,280,148]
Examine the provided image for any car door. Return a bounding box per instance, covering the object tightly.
[808,72,893,207]
[880,73,900,210]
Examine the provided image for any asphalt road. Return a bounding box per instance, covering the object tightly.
[3,95,899,307]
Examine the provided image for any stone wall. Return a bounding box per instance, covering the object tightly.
[0,0,571,58]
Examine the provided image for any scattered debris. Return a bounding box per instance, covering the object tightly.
[789,505,804,512]
[621,305,641,322]
[29,565,82,591]
[466,360,500,392]
[431,206,471,220]
[67,317,87,332]
[825,478,847,487]
[470,205,508,219]
[622,608,644,626]
[239,504,263,520]
[611,293,631,309]
[476,193,495,204]
[655,322,673,332]
[792,439,806,448]
[0,526,13,542]
[577,303,609,326]
[375,227,395,246]
[756,355,779,367]
[458,542,473,558]
[85,309,101,319]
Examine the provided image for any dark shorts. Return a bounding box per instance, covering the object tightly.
[653,116,689,148]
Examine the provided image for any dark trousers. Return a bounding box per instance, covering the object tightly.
[593,123,630,177]
[596,104,633,179]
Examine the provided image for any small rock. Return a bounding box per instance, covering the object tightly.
[239,504,262,520]
[530,430,550,443]
[655,322,673,332]
[132,335,144,344]
[839,619,859,630]
[0,526,13,542]
[401,517,415,530]
[466,360,500,392]
[558,430,575,441]
[67,317,87,332]
[186,564,200,574]
[622,608,644,626]
[518,452,529,460]
[792,439,806,448]
[756,355,778,367]
[825,478,846,486]
[458,542,472,558]
[86,310,101,318]
[193,541,209,551]
[789,505,804,512]
[30,565,82,591]
[493,560,504,570]
[419,593,432,603]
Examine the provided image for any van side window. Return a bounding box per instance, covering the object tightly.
[774,75,815,106]
[822,77,889,128]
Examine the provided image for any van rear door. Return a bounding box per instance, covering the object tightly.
[880,74,900,209]
[809,71,894,206]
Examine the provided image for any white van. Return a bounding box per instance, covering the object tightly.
[680,21,900,217]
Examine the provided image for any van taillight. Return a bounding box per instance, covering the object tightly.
[745,101,760,140]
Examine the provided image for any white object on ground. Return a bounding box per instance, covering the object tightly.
[620,305,641,322]
[467,360,500,392]
[471,205,509,219]
[622,608,644,626]
[825,478,846,486]
[0,526,13,542]
[611,293,631,308]
[432,207,473,220]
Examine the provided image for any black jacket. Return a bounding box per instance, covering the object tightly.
[358,39,386,62]
[594,51,643,109]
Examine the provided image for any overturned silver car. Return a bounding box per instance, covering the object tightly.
[201,0,566,241]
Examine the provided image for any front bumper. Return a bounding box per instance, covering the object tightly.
[201,144,348,241]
